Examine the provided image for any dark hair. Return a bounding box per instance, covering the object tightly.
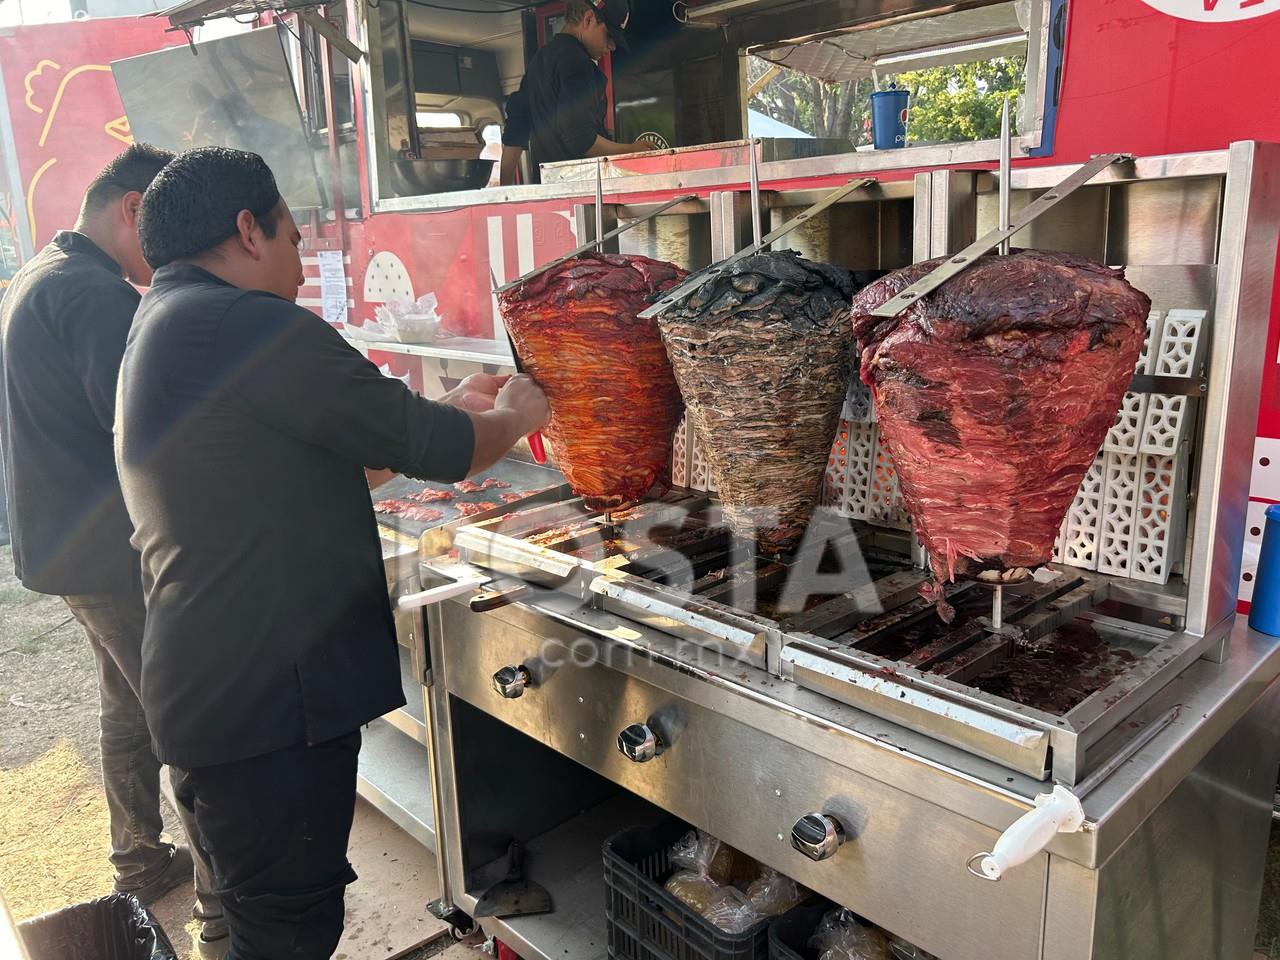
[139,146,283,269]
[81,143,174,216]
[563,0,594,24]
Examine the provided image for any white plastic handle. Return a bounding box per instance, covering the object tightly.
[397,579,487,611]
[969,785,1085,881]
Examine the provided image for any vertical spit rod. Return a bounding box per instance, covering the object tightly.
[595,159,605,252]
[992,584,1004,631]
[748,138,762,248]
[998,98,1011,256]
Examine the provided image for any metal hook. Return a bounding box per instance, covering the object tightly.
[966,852,998,881]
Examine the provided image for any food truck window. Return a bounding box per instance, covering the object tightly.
[417,112,465,128]
[302,11,355,134]
[293,12,359,215]
[366,0,511,203]
[737,0,1052,153]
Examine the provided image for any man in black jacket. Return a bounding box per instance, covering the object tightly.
[118,146,548,960]
[500,0,647,184]
[0,145,227,955]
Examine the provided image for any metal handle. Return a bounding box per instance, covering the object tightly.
[492,665,531,699]
[790,813,846,861]
[397,579,486,611]
[967,784,1085,881]
[617,723,663,763]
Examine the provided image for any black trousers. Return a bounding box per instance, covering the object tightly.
[173,732,361,960]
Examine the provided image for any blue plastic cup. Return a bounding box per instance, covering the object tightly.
[871,88,910,149]
[1248,503,1280,635]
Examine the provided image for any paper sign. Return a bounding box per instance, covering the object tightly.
[315,250,348,325]
[323,296,349,326]
[316,250,345,280]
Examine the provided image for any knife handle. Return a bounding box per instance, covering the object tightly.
[528,431,547,464]
[470,584,533,613]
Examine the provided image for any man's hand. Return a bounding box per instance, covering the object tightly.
[442,373,509,414]
[496,374,550,436]
[464,374,551,474]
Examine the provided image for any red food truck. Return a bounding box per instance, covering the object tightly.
[18,1,1280,954]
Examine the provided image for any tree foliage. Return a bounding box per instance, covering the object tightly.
[897,57,1024,143]
[746,57,872,142]
[747,54,1026,146]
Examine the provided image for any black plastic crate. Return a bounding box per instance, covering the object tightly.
[768,900,830,960]
[769,901,935,960]
[604,820,778,960]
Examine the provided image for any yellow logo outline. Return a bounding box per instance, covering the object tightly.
[23,60,61,114]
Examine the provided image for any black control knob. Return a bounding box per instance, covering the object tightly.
[492,665,531,699]
[617,723,664,763]
[790,813,846,861]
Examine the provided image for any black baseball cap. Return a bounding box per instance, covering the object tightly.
[589,0,631,50]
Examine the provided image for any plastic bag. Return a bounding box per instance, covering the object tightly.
[665,870,723,916]
[370,293,444,343]
[669,830,720,876]
[18,894,177,960]
[667,829,758,886]
[809,908,892,960]
[744,867,806,918]
[699,884,762,935]
[664,870,765,935]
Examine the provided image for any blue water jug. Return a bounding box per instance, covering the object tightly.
[871,87,910,149]
[1248,502,1280,635]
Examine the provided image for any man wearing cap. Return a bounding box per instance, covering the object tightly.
[500,0,648,185]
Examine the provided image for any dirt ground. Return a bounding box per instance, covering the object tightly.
[0,544,463,959]
[1,541,1279,960]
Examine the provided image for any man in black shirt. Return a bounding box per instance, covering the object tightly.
[118,146,549,960]
[500,0,647,184]
[0,145,226,953]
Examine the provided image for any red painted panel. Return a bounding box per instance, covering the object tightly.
[0,19,185,254]
[1050,3,1280,164]
[348,201,577,339]
[1255,247,1280,438]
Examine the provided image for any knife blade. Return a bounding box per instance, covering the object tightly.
[490,267,547,464]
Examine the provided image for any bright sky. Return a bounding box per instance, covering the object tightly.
[0,0,72,27]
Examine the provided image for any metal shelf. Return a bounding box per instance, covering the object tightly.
[356,717,437,852]
[458,793,666,960]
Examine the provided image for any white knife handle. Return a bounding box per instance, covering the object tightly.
[397,580,486,611]
[968,785,1085,881]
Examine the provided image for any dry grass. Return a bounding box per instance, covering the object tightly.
[0,739,115,921]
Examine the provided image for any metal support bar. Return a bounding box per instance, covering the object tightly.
[1128,374,1207,396]
[868,153,1130,318]
[998,98,1011,257]
[638,178,876,320]
[299,8,365,63]
[495,194,697,294]
[748,139,762,248]
[594,160,604,253]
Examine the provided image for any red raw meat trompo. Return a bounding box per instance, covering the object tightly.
[850,250,1150,609]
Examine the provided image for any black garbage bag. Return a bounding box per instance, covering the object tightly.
[18,894,176,960]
